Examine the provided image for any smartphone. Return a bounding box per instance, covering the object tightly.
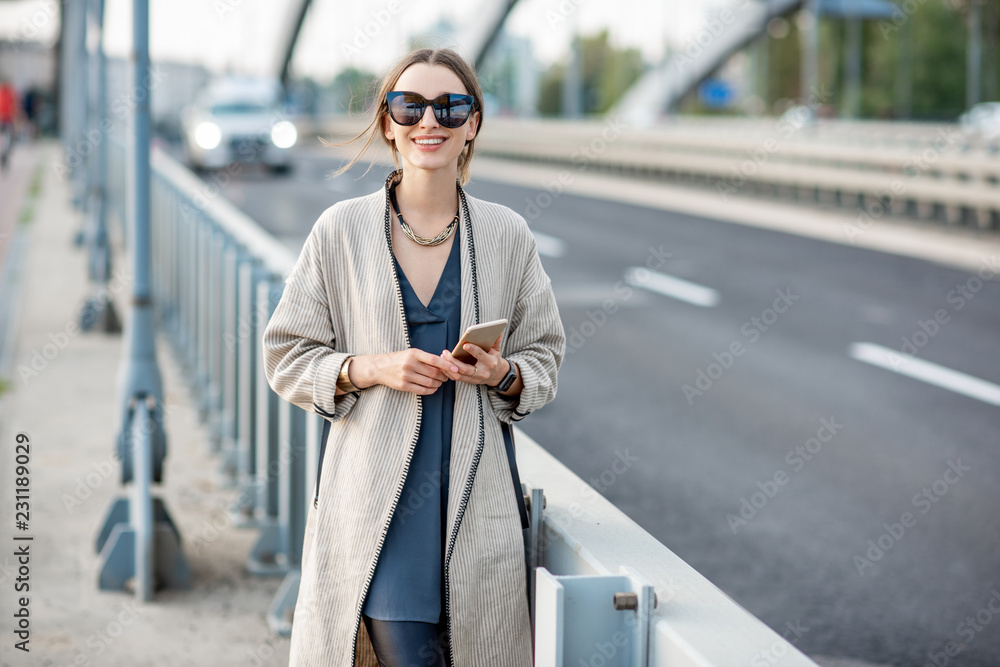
[450,318,508,364]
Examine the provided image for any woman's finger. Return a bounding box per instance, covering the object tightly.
[442,349,476,376]
[462,343,488,362]
[419,349,464,377]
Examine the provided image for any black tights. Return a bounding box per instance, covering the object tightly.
[362,613,450,667]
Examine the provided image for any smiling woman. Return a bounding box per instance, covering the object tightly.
[320,48,484,187]
[263,46,565,667]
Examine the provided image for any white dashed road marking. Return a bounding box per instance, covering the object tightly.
[624,267,720,307]
[849,342,1000,406]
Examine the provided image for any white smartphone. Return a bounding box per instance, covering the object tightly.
[450,318,508,364]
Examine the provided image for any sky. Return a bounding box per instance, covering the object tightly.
[0,0,717,81]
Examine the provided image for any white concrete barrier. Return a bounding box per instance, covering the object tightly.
[514,427,818,666]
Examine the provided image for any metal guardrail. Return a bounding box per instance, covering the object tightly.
[311,115,1000,231]
[107,136,312,631]
[105,138,819,664]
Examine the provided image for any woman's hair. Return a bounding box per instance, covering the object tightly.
[322,48,484,186]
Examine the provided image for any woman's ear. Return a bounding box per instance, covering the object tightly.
[383,114,393,142]
[465,110,480,142]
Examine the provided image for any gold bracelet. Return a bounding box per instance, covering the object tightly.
[337,356,360,393]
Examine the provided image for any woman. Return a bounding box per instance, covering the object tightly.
[262,47,566,667]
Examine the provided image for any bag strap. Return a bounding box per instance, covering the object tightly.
[314,418,331,507]
[501,421,530,530]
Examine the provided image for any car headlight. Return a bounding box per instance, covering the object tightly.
[271,121,297,149]
[194,122,222,150]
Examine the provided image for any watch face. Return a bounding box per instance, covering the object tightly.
[499,372,514,391]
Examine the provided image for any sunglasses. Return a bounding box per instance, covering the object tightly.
[386,91,478,129]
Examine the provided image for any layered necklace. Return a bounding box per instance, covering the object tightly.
[388,177,460,246]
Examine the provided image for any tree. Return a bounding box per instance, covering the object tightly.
[537,29,644,117]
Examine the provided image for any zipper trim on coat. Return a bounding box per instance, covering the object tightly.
[442,180,486,667]
[348,169,425,667]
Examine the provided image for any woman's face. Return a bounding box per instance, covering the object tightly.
[383,63,479,177]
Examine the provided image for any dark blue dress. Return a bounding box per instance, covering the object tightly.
[362,224,462,623]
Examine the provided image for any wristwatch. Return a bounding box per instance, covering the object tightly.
[337,356,360,394]
[491,357,518,392]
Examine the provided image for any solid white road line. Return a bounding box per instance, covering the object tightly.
[531,230,566,258]
[623,267,720,307]
[848,342,1000,406]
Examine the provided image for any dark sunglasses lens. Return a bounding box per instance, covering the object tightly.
[436,95,473,128]
[388,92,424,125]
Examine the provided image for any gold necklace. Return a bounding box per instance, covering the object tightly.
[389,179,460,247]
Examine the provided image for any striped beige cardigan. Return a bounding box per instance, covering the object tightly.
[262,168,566,667]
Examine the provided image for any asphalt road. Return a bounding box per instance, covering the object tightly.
[186,146,1000,667]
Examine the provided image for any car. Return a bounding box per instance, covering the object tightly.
[779,104,818,130]
[181,77,297,174]
[959,102,1000,150]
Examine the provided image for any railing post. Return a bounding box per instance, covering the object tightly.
[230,253,262,527]
[133,397,154,601]
[196,215,212,425]
[217,235,241,485]
[248,277,285,575]
[266,394,308,636]
[206,225,225,448]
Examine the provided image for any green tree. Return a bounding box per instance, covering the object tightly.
[537,29,644,116]
[328,67,377,114]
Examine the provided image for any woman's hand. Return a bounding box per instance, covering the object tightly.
[352,350,457,395]
[438,333,505,387]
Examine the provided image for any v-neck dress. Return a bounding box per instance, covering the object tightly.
[361,222,462,623]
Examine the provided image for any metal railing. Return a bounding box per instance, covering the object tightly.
[312,115,1000,230]
[105,138,818,664]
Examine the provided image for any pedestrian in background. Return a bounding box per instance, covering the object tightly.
[0,76,22,172]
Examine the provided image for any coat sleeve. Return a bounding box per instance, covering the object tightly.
[261,219,359,422]
[488,227,566,424]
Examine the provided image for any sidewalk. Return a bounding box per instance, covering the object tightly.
[0,138,290,666]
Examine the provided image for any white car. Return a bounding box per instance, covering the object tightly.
[181,78,297,174]
[959,102,1000,150]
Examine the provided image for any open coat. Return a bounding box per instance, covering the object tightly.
[261,168,566,667]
